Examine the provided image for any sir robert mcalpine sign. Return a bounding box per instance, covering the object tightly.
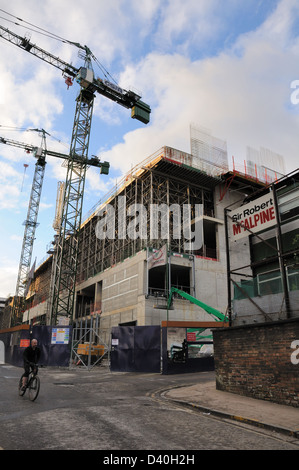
[230,193,277,240]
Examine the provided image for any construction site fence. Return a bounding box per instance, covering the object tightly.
[70,325,111,370]
[0,325,72,368]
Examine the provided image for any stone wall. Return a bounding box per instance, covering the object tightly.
[213,319,299,407]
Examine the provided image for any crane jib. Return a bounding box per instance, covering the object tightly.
[75,67,151,122]
[0,24,78,76]
[0,136,108,170]
[0,23,151,122]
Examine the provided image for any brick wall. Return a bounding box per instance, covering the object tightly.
[213,319,299,408]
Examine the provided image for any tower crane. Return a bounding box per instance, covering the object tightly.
[0,22,150,326]
[0,133,110,325]
[6,129,48,326]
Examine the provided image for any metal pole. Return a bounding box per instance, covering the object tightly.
[166,243,169,326]
[88,316,93,370]
[224,209,232,326]
[272,184,291,318]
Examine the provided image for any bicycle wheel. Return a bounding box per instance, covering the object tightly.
[28,375,40,401]
[18,374,26,396]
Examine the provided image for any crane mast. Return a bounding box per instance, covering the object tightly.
[51,54,95,325]
[11,130,47,325]
[0,22,150,326]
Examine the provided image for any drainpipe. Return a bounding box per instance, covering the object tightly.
[224,209,232,326]
[272,184,291,319]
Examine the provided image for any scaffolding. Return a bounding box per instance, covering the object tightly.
[225,169,299,324]
[21,143,291,328]
[190,124,229,174]
[76,146,221,285]
[24,256,52,324]
[246,146,285,183]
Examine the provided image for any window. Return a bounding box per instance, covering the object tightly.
[148,264,191,296]
[192,217,218,259]
[257,270,282,296]
[278,187,299,222]
[287,267,299,291]
[256,267,299,295]
[148,265,167,297]
[171,265,192,294]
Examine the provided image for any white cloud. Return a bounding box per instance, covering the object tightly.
[0,62,63,130]
[10,234,22,241]
[153,0,222,51]
[85,167,115,194]
[39,201,53,211]
[99,1,299,177]
[93,97,124,125]
[0,258,18,297]
[0,161,22,208]
[0,185,20,209]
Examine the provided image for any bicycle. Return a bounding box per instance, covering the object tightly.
[18,364,40,401]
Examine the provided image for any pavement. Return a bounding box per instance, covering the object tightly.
[163,380,299,439]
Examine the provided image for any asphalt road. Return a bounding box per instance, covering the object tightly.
[0,364,298,453]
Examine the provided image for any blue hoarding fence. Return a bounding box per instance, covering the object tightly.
[0,324,72,367]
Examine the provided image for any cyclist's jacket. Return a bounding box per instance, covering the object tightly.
[23,346,41,365]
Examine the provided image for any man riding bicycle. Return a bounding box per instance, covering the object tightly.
[21,338,41,390]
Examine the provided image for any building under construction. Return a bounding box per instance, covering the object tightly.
[12,123,294,342]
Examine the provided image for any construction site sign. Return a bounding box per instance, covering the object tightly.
[148,245,167,269]
[51,327,70,345]
[230,193,277,240]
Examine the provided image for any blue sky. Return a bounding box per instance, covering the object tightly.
[0,0,299,297]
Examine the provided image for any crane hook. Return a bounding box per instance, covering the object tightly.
[21,163,29,192]
[64,76,73,89]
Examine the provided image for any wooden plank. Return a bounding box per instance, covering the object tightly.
[161,321,229,328]
[0,324,30,334]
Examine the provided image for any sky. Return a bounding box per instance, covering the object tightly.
[0,0,299,298]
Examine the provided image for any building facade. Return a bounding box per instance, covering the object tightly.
[230,169,299,324]
[16,145,279,340]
